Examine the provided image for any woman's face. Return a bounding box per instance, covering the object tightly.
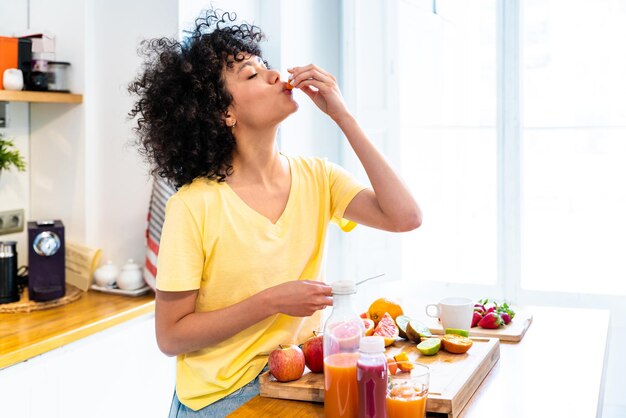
[223,55,298,129]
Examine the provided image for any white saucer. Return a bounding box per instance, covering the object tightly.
[90,284,152,297]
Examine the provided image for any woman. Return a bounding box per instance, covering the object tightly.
[128,9,421,418]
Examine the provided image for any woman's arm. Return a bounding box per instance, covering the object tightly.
[288,64,422,232]
[155,280,332,356]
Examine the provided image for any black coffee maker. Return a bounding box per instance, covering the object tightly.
[0,241,19,304]
[28,220,65,302]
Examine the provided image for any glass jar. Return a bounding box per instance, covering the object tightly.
[323,280,365,418]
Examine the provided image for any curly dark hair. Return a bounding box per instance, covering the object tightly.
[128,9,266,187]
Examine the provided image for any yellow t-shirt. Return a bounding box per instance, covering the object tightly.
[156,155,367,411]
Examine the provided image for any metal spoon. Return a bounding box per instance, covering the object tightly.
[356,273,385,286]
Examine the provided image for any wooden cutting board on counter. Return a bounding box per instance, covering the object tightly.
[259,337,500,418]
[423,310,533,342]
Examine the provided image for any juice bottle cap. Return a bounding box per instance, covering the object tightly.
[331,280,357,295]
[359,336,385,353]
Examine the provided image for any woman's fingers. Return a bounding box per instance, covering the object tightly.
[288,65,336,89]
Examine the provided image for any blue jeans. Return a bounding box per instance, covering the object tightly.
[168,374,261,418]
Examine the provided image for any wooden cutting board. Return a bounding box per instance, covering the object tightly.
[259,337,500,418]
[423,310,533,342]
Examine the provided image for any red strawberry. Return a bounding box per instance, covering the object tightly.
[474,304,486,315]
[500,312,511,325]
[486,306,497,314]
[478,312,504,329]
[471,311,483,328]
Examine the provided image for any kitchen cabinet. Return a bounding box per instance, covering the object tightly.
[0,292,175,418]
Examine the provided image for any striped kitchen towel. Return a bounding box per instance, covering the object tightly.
[144,177,176,290]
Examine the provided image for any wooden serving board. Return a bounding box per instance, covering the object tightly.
[259,337,500,418]
[423,310,533,342]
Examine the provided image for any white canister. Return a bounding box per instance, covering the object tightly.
[3,69,24,91]
[117,259,145,290]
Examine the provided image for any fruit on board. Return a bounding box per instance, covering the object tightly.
[471,311,483,328]
[405,320,433,343]
[476,298,516,328]
[268,345,305,382]
[362,318,375,336]
[441,334,473,354]
[444,328,470,337]
[474,303,486,315]
[417,338,441,356]
[372,312,399,346]
[395,314,411,339]
[386,356,398,375]
[393,351,414,372]
[477,312,504,329]
[368,298,404,325]
[301,333,324,373]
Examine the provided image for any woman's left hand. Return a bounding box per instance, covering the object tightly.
[288,64,350,122]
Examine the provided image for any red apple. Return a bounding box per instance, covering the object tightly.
[302,333,324,373]
[268,344,305,382]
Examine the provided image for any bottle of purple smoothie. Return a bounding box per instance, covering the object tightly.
[357,336,388,418]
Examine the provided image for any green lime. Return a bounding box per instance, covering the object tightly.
[395,315,411,339]
[406,320,433,342]
[444,328,470,337]
[417,338,441,356]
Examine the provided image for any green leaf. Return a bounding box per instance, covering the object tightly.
[0,133,26,173]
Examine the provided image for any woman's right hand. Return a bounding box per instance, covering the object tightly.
[267,280,333,317]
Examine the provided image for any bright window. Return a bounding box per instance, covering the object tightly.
[399,0,498,285]
[521,0,626,294]
[398,0,626,296]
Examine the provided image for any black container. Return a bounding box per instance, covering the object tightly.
[0,241,19,304]
[18,38,32,90]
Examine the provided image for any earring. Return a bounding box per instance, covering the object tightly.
[230,120,237,128]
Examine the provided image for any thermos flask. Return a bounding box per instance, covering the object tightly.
[0,241,19,304]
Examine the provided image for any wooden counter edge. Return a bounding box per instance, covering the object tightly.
[0,299,155,369]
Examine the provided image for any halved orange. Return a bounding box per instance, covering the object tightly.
[372,312,399,346]
[363,318,375,336]
[441,334,473,354]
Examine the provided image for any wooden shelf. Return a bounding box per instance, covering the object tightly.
[0,90,83,104]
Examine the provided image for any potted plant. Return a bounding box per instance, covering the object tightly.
[0,132,26,180]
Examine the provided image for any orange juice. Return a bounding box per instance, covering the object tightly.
[386,389,427,418]
[324,352,360,418]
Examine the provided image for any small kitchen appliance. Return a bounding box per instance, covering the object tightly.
[0,241,19,304]
[28,220,65,302]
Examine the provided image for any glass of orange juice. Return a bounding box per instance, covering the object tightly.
[386,362,429,418]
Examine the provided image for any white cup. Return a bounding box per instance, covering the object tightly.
[425,297,473,331]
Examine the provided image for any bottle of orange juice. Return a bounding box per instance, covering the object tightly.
[323,281,365,418]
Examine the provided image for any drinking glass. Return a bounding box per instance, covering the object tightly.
[386,362,429,418]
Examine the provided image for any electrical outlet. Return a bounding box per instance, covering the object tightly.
[0,208,25,235]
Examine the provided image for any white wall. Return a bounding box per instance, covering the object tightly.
[1,0,178,268]
[0,0,30,260]
[82,0,178,265]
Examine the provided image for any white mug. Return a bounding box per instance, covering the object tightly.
[3,68,24,91]
[425,297,473,331]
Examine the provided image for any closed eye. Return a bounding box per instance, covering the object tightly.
[248,73,258,80]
